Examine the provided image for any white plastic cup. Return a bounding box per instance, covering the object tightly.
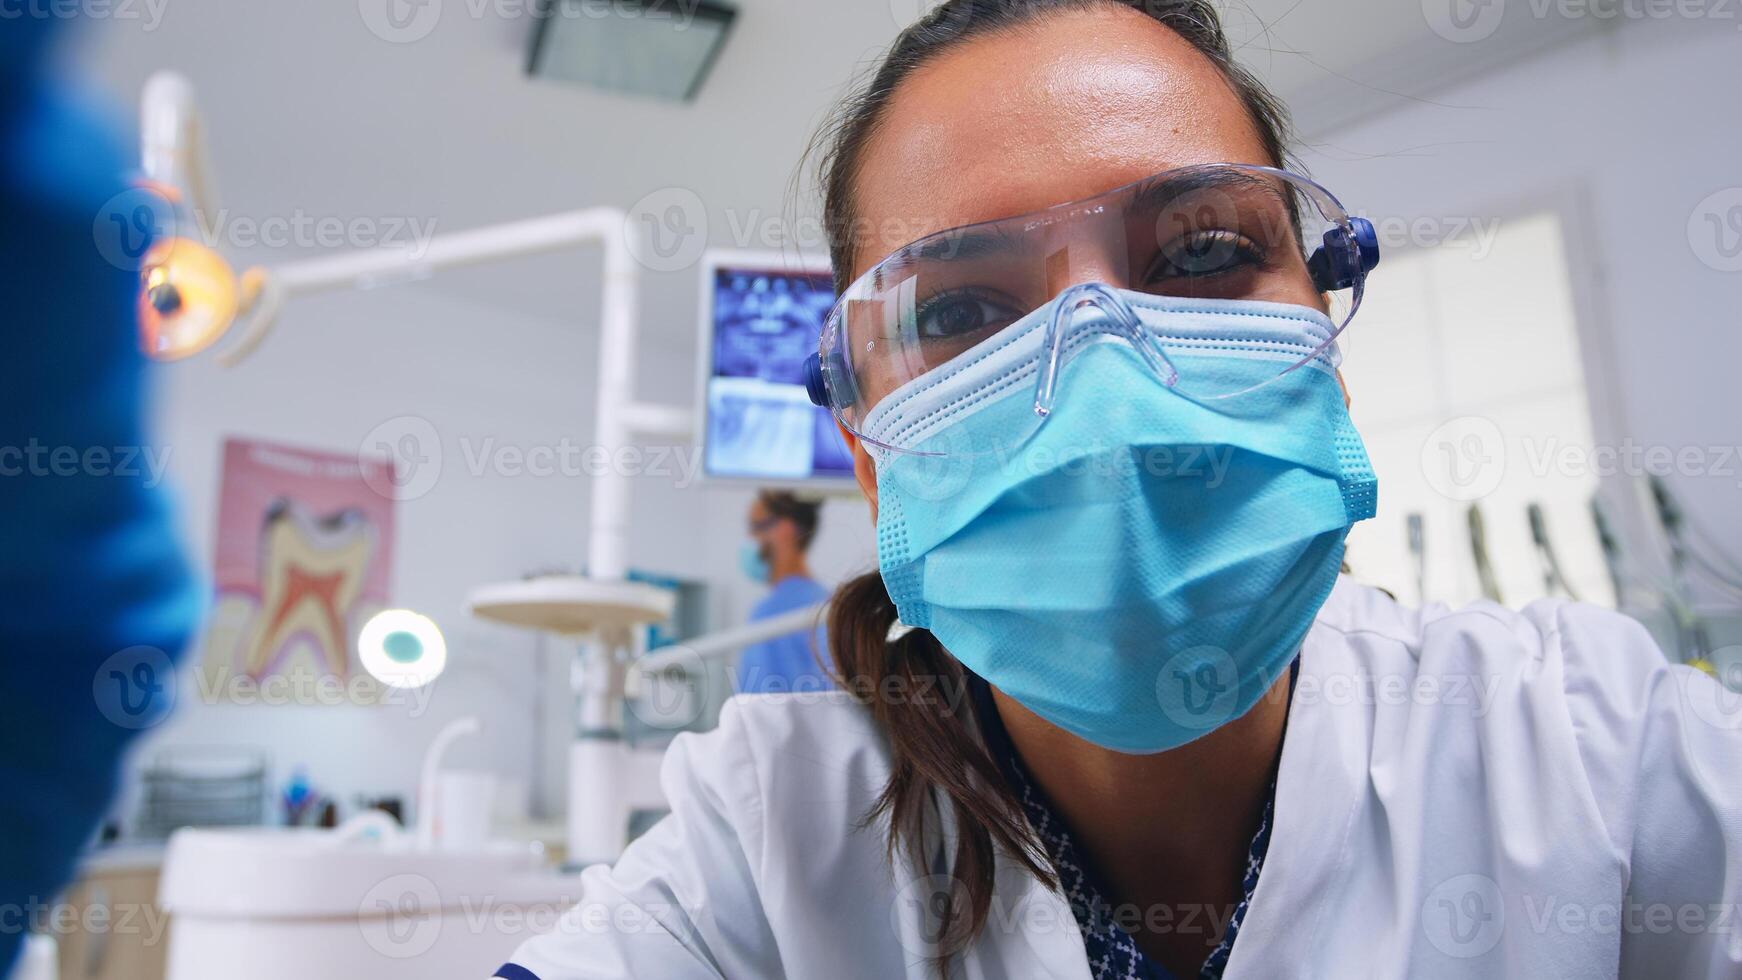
[434,770,496,852]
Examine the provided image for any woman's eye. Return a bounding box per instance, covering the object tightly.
[1150,231,1263,280]
[913,293,1020,339]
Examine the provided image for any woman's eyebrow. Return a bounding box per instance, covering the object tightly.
[1122,168,1282,217]
[881,223,1035,275]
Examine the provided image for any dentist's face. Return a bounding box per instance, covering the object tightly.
[834,7,1279,516]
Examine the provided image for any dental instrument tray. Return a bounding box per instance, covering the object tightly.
[135,746,268,840]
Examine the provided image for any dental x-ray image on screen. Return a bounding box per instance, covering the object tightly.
[702,259,853,484]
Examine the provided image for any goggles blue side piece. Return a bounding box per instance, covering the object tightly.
[803,351,828,407]
[1308,216,1380,292]
[804,349,858,409]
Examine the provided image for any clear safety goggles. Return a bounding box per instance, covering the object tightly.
[802,163,1379,456]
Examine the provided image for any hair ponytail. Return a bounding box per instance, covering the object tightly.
[827,572,1053,963]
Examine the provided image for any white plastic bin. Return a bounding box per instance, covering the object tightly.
[159,828,580,980]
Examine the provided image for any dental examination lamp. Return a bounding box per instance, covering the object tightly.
[134,72,265,361]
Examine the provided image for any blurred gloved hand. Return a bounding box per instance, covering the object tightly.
[0,20,200,975]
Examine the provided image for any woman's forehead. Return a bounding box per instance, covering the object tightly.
[848,10,1270,279]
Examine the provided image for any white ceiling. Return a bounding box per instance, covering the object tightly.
[69,0,1610,333]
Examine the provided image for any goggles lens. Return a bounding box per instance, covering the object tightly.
[818,164,1374,456]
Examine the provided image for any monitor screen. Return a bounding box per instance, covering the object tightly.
[701,259,854,484]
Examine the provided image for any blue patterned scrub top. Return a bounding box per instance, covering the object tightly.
[966,661,1297,980]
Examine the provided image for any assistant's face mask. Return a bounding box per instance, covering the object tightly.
[866,289,1376,754]
[740,541,771,584]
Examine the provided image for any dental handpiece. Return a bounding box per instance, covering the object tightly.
[1468,504,1503,604]
[1590,497,1627,607]
[1528,503,1580,602]
[1648,475,1710,660]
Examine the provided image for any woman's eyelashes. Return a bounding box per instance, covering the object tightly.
[1145,230,1267,283]
[907,232,1270,342]
[913,288,1025,339]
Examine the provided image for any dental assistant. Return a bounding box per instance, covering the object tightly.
[735,490,832,694]
[502,2,1742,978]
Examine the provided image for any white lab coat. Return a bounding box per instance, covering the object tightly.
[505,578,1742,979]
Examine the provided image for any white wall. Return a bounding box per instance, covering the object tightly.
[1297,17,1742,612]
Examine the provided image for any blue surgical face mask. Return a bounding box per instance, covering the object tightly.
[865,288,1377,754]
[740,540,771,584]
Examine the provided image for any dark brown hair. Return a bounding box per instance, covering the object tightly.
[755,489,821,550]
[813,0,1295,967]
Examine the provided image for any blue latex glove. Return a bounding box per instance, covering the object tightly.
[0,22,200,973]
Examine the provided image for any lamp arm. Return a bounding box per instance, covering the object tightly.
[636,602,830,674]
[141,71,219,238]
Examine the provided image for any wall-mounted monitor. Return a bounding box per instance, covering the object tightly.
[696,251,856,489]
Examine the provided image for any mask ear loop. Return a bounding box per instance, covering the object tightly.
[1034,281,1180,418]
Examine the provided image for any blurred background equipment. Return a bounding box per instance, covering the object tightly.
[1644,474,1735,668]
[152,718,573,980]
[1586,485,1742,673]
[1528,502,1581,601]
[48,848,168,980]
[1592,497,1629,608]
[1468,505,1504,604]
[133,747,267,841]
[1406,512,1426,606]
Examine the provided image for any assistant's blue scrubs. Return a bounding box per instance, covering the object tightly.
[734,576,832,694]
[0,19,200,973]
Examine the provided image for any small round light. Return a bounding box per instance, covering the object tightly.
[359,609,447,689]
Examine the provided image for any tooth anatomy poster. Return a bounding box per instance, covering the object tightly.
[201,438,396,698]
